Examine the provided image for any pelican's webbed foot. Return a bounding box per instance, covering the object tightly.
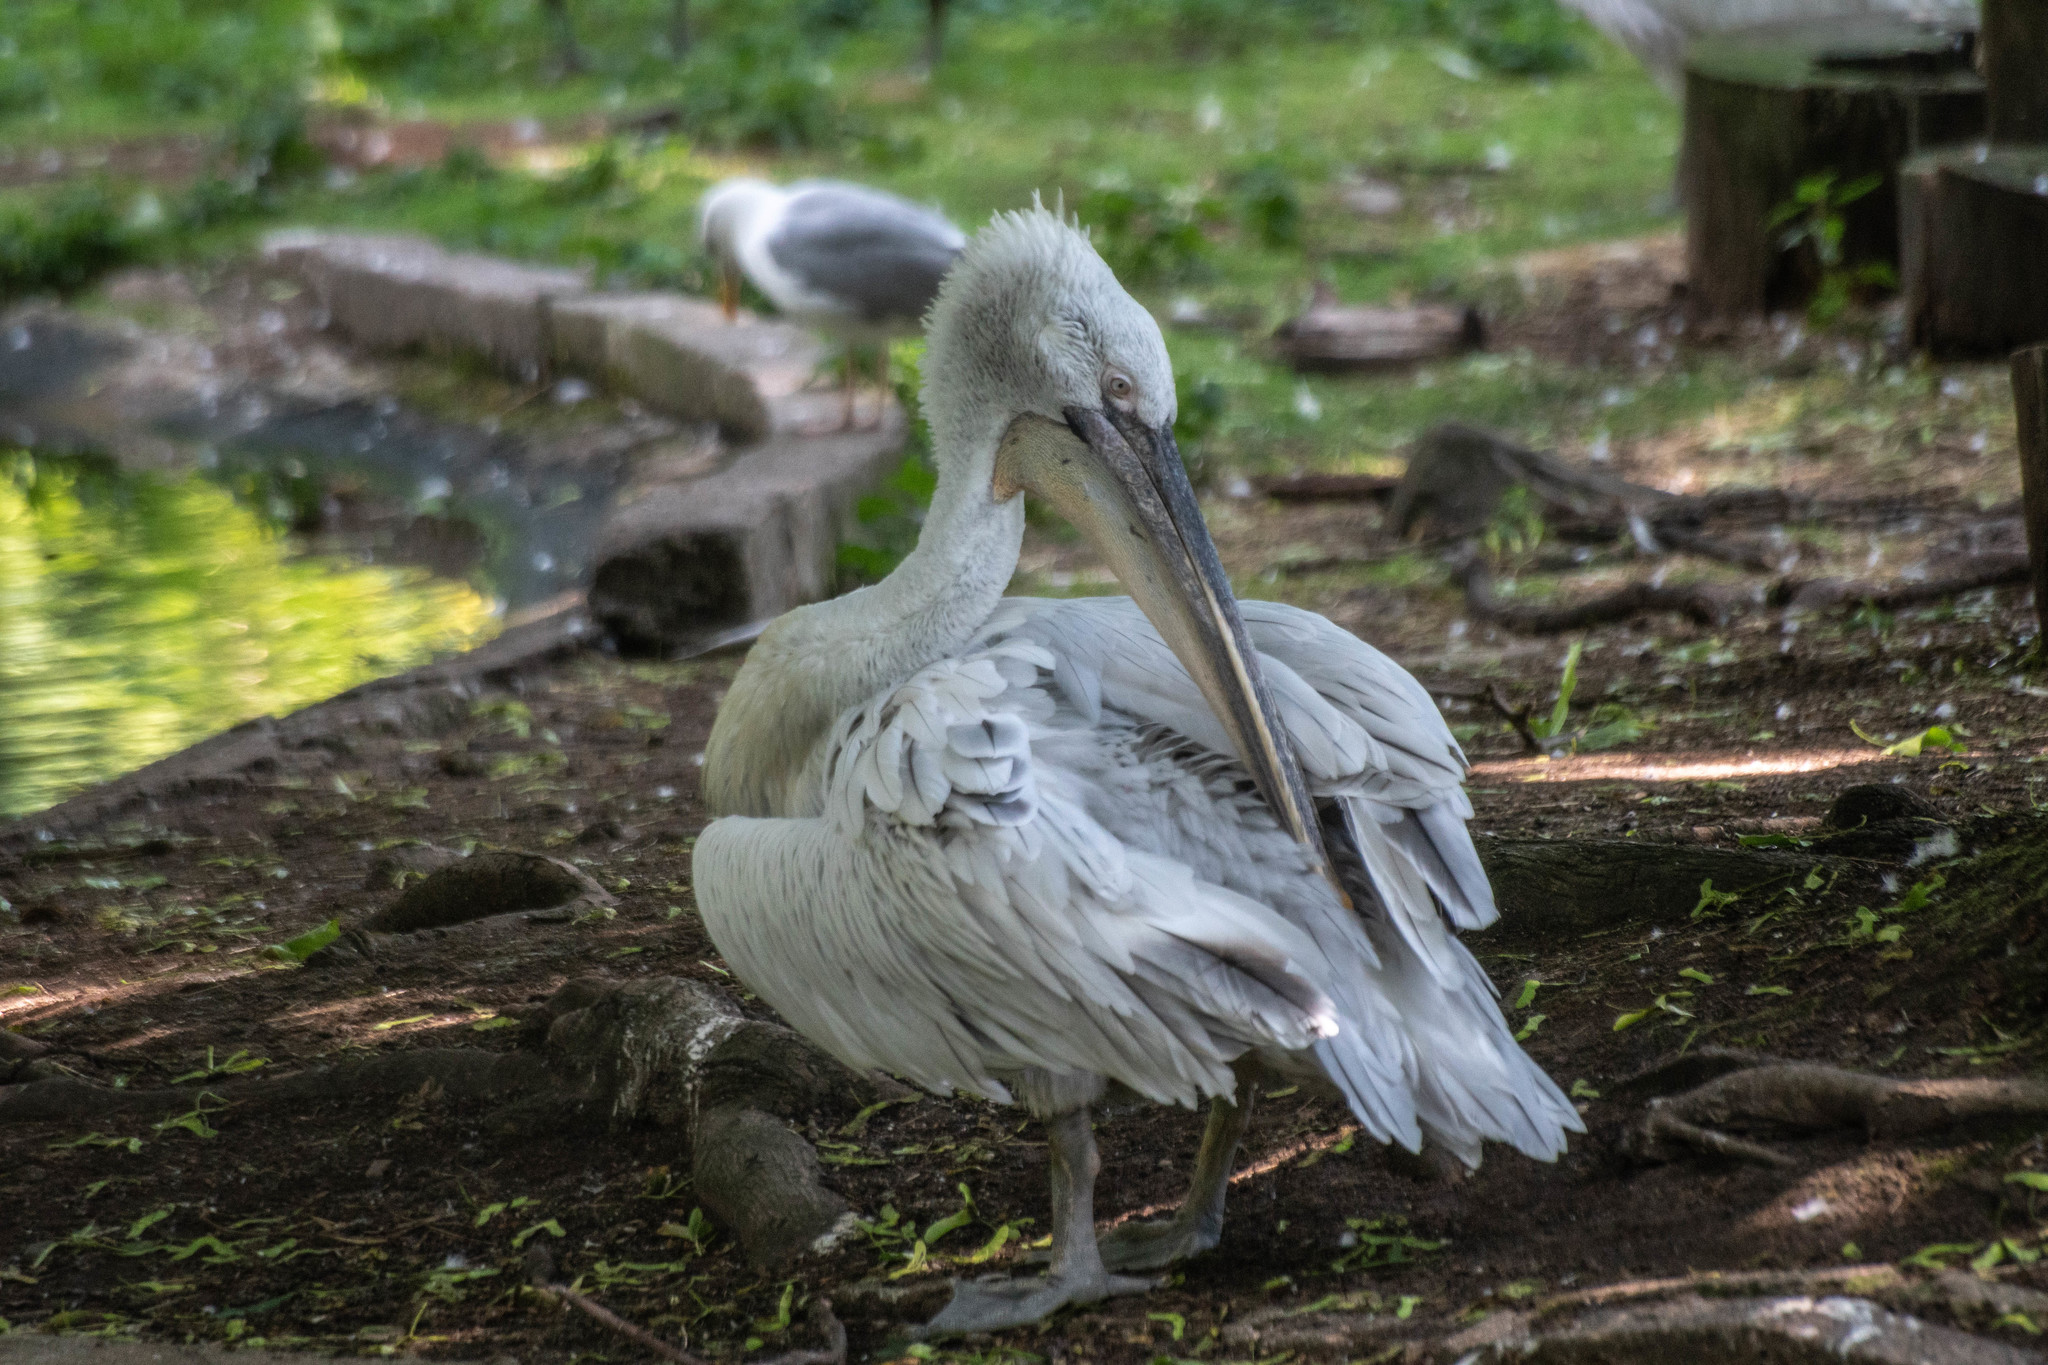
[1083,1075,1258,1272]
[923,1269,1152,1335]
[1093,1211,1224,1272]
[919,1099,1158,1335]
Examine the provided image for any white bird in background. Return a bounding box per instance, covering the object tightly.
[694,207,1581,1335]
[1562,0,1976,93]
[698,177,966,427]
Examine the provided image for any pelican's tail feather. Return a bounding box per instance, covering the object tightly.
[1336,795,1584,1166]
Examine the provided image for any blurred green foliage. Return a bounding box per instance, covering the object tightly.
[0,451,496,815]
[0,97,322,299]
[0,0,1592,141]
[1078,178,1223,284]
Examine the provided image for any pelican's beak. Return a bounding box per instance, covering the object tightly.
[717,263,740,321]
[994,407,1324,855]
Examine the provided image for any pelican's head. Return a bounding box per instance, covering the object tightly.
[698,177,781,320]
[922,206,1321,850]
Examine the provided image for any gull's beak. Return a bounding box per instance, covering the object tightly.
[994,407,1325,857]
[717,263,740,322]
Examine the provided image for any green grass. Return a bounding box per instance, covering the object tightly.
[95,3,1680,470]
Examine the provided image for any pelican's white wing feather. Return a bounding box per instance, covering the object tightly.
[974,596,1582,1165]
[695,640,1344,1113]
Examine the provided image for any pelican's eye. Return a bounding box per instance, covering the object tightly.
[1104,370,1136,406]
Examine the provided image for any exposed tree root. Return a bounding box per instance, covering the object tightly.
[0,975,897,1269]
[1630,1107,1801,1167]
[1459,558,1736,633]
[1625,1059,2048,1165]
[1460,550,2030,635]
[1533,1262,1907,1315]
[1778,554,2032,610]
[1390,423,2031,633]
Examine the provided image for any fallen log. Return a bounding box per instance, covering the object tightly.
[1271,298,1483,372]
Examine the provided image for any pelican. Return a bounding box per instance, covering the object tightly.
[697,177,965,426]
[695,207,1580,1334]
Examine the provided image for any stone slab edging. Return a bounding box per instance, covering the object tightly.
[261,229,912,649]
[261,229,852,442]
[591,407,910,650]
[262,229,590,385]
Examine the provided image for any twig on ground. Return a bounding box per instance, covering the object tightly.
[525,1245,845,1365]
[530,1267,699,1364]
[1485,683,1557,756]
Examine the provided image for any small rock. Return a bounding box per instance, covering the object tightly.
[1826,783,1940,829]
[437,749,490,778]
[365,1158,391,1179]
[574,819,630,845]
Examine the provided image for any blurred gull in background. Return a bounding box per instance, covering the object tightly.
[698,177,965,427]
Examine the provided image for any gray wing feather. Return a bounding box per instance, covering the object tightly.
[767,183,964,324]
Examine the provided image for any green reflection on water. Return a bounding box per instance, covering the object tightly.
[0,451,499,817]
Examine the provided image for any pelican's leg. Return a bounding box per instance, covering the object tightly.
[840,348,857,430]
[869,345,890,429]
[922,1105,1152,1336]
[1095,1068,1257,1271]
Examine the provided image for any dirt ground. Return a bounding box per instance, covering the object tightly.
[5,235,2048,1361]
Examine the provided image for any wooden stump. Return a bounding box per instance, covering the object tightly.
[2014,344,2048,641]
[1983,0,2048,143]
[1900,145,2048,355]
[1681,17,1983,318]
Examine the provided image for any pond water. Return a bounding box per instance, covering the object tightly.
[0,449,499,817]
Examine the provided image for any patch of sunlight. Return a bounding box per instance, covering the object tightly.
[0,451,497,816]
[1470,750,1893,784]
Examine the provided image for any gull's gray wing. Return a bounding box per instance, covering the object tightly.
[767,182,965,325]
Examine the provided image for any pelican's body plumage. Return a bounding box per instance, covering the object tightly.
[701,595,1572,1160]
[696,208,1577,1332]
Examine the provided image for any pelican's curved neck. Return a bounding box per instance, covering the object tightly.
[703,426,1024,817]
